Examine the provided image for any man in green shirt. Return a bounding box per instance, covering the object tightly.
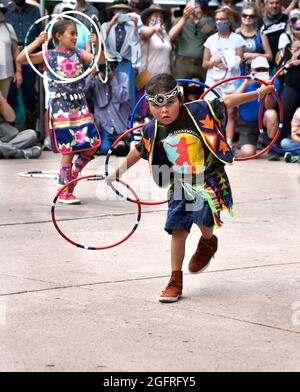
[169,1,215,81]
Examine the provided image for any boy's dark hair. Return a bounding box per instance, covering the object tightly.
[145,73,177,96]
[52,19,76,45]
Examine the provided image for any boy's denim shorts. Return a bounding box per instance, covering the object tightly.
[164,185,214,234]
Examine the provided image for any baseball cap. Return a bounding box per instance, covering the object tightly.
[288,9,300,22]
[251,56,270,70]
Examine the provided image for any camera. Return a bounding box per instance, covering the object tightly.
[118,13,132,22]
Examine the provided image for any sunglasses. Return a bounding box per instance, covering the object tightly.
[242,14,256,19]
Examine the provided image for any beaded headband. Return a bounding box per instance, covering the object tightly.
[145,85,182,106]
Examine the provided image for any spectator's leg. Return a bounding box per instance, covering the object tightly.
[240,144,257,156]
[280,85,300,142]
[237,118,258,157]
[0,77,13,99]
[264,109,278,139]
[0,141,23,158]
[10,129,38,149]
[281,138,300,155]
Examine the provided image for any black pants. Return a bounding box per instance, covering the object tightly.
[280,84,300,142]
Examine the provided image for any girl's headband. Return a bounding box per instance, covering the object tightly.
[145,85,183,106]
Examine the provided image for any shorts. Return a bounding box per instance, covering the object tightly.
[236,118,259,147]
[164,183,214,235]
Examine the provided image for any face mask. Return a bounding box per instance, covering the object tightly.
[15,0,26,7]
[216,21,229,32]
[254,71,270,81]
[150,18,163,26]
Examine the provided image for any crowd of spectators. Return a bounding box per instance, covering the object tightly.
[0,0,300,162]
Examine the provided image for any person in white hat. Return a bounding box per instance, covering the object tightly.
[234,56,280,159]
[277,8,300,59]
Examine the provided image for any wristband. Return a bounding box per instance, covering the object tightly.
[256,87,261,102]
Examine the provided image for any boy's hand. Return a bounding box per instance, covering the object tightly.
[105,172,119,184]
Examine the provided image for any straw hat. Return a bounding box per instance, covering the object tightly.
[107,1,134,12]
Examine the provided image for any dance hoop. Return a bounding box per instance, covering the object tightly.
[51,175,141,250]
[24,12,101,82]
[18,170,59,179]
[201,75,283,161]
[17,171,105,180]
[105,124,168,206]
[42,10,102,83]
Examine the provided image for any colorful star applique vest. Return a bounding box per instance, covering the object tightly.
[141,100,234,228]
[142,100,234,168]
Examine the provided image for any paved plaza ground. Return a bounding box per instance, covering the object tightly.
[0,151,299,371]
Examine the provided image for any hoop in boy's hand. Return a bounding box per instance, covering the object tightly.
[105,124,168,206]
[51,175,141,250]
[202,75,284,161]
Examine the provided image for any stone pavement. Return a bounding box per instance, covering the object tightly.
[0,151,299,371]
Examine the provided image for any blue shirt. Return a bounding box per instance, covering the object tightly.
[5,3,42,46]
[84,72,131,135]
[236,78,280,123]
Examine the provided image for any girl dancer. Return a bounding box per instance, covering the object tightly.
[18,19,104,204]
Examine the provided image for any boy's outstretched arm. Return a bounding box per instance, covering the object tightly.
[105,147,141,183]
[223,84,276,109]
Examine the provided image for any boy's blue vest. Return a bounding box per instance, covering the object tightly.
[141,100,234,172]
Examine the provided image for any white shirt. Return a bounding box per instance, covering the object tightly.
[204,32,245,95]
[139,32,172,75]
[0,23,17,80]
[102,13,142,69]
